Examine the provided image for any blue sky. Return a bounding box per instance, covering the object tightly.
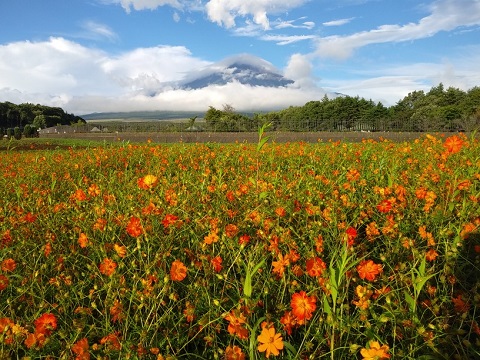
[1,0,480,115]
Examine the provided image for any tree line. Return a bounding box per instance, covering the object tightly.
[0,102,85,138]
[205,84,480,132]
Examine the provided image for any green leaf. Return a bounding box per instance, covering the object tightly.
[404,290,416,313]
[323,296,332,316]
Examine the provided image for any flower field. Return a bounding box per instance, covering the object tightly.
[0,134,479,359]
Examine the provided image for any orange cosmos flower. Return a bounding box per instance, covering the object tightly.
[224,310,248,340]
[88,183,101,197]
[109,299,124,323]
[357,260,383,281]
[1,258,16,272]
[99,258,117,277]
[257,324,284,358]
[162,214,179,228]
[280,310,297,335]
[443,135,464,154]
[305,257,326,277]
[376,199,392,213]
[275,207,286,217]
[291,291,317,322]
[100,332,122,351]
[137,174,158,190]
[34,313,57,336]
[114,243,127,258]
[126,216,143,237]
[272,253,289,279]
[452,294,469,313]
[360,340,390,359]
[170,260,187,281]
[204,228,219,244]
[425,248,439,262]
[72,189,87,202]
[72,338,90,360]
[183,301,195,323]
[78,233,89,248]
[225,224,239,238]
[225,345,245,360]
[0,274,8,291]
[44,242,52,257]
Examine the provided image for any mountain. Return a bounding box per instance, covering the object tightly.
[179,54,294,90]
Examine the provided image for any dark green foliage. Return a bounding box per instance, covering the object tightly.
[13,127,22,140]
[0,102,85,130]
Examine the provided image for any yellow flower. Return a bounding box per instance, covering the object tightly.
[360,340,390,359]
[257,324,283,358]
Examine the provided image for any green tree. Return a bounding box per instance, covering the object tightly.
[13,127,22,140]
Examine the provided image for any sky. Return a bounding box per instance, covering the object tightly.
[1,0,480,115]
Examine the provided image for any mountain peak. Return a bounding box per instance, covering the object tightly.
[180,54,294,90]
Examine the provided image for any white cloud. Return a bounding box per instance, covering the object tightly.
[322,17,354,27]
[322,49,480,105]
[113,0,182,13]
[314,0,480,59]
[64,83,327,114]
[204,0,309,29]
[284,53,318,88]
[0,37,326,114]
[261,34,316,45]
[274,17,315,30]
[81,20,118,41]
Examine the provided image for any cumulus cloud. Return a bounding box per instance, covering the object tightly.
[314,0,480,59]
[0,37,326,114]
[284,53,318,88]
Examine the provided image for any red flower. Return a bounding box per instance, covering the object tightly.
[357,260,383,281]
[210,256,223,273]
[306,257,326,277]
[34,313,57,336]
[126,216,143,237]
[170,260,187,281]
[345,227,357,246]
[291,291,317,323]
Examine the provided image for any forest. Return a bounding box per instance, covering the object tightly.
[0,102,85,138]
[205,84,480,132]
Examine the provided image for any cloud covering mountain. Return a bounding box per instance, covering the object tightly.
[179,54,294,90]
